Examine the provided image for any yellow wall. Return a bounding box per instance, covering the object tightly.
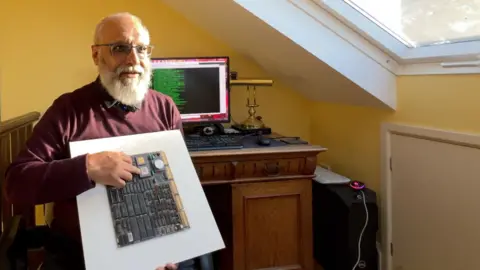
[0,0,311,224]
[311,74,480,192]
[0,0,311,141]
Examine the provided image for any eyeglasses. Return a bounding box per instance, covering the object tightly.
[93,43,154,59]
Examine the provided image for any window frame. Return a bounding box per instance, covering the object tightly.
[314,0,480,74]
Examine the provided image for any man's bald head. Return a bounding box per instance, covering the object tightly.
[93,12,150,45]
[91,12,153,107]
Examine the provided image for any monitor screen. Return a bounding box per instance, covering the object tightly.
[150,57,230,124]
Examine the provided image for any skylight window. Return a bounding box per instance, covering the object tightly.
[344,0,480,48]
[313,0,480,73]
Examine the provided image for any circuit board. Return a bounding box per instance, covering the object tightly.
[106,151,190,248]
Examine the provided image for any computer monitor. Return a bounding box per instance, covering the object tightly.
[150,56,230,124]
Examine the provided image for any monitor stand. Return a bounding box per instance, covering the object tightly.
[183,123,225,137]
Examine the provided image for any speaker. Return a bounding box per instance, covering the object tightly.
[313,182,379,270]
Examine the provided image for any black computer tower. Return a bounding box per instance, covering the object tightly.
[313,182,379,270]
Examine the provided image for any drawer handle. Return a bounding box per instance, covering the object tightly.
[264,163,280,176]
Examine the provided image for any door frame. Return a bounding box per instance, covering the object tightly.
[380,122,480,270]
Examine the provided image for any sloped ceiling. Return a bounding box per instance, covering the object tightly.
[161,0,396,109]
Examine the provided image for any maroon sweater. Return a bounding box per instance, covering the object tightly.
[4,78,182,242]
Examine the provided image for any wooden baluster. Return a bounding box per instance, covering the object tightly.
[0,134,12,232]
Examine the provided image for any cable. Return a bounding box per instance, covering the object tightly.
[352,190,369,270]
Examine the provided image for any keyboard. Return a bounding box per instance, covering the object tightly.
[106,151,190,248]
[185,134,244,151]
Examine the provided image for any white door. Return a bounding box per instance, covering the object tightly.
[391,133,480,270]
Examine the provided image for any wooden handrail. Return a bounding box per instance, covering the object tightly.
[0,112,41,135]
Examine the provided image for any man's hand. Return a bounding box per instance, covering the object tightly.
[86,151,140,188]
[155,263,177,270]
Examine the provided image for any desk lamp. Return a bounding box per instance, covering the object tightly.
[230,76,274,133]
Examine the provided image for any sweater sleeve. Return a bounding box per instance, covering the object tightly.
[4,95,95,206]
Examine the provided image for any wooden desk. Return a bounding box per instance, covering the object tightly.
[191,144,326,270]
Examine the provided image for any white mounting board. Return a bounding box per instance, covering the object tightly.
[70,130,225,270]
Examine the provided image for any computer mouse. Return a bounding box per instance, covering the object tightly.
[257,136,271,146]
[349,180,365,190]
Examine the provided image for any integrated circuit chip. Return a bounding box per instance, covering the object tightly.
[139,166,150,178]
[135,156,146,165]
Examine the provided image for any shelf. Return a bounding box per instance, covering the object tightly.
[230,79,274,87]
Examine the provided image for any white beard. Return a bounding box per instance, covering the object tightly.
[98,63,152,106]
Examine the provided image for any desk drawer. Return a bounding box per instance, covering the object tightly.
[195,157,308,182]
[234,157,306,178]
[195,162,235,182]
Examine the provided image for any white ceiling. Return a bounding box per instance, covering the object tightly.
[161,0,396,110]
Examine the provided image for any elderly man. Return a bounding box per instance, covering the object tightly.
[4,13,190,270]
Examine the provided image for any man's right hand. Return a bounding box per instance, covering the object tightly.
[86,151,141,188]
